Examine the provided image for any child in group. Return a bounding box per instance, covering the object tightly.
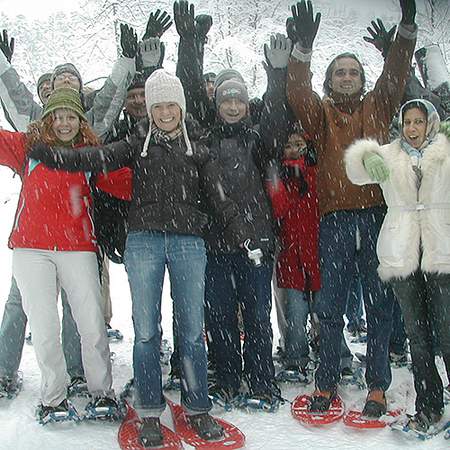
[345,99,450,432]
[0,88,119,423]
[29,69,248,447]
[265,123,320,382]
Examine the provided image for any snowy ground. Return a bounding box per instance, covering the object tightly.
[0,170,448,450]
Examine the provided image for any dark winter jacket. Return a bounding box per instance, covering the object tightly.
[261,66,320,291]
[202,121,275,256]
[29,120,248,246]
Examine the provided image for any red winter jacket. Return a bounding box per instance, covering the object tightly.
[0,130,132,252]
[266,158,320,291]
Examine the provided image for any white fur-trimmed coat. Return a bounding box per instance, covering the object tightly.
[345,133,450,281]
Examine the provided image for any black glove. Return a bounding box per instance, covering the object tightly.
[29,143,63,168]
[120,23,138,58]
[142,9,172,39]
[0,29,14,63]
[173,1,196,39]
[363,19,396,59]
[195,14,213,43]
[399,0,416,25]
[291,1,321,49]
[285,17,298,46]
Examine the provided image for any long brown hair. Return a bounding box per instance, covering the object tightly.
[25,112,100,152]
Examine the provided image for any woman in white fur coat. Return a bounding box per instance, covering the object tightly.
[345,99,450,433]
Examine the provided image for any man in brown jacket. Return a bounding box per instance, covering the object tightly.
[286,0,417,417]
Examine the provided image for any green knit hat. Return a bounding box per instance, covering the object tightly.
[42,87,86,120]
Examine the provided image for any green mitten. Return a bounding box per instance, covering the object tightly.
[363,152,389,183]
[440,121,450,140]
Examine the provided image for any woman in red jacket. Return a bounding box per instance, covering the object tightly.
[0,88,121,424]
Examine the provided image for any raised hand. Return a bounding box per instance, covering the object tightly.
[291,0,321,49]
[363,19,396,59]
[399,0,416,25]
[143,9,172,39]
[0,29,14,63]
[195,14,213,42]
[285,17,298,45]
[173,1,196,39]
[139,37,165,69]
[120,23,138,58]
[263,34,292,69]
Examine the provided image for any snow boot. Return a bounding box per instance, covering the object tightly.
[406,410,443,433]
[208,384,239,410]
[106,323,123,341]
[67,376,89,397]
[362,390,387,418]
[139,416,164,448]
[187,412,224,440]
[241,385,282,412]
[85,395,122,420]
[275,365,310,384]
[36,399,79,424]
[308,389,337,412]
[0,372,23,399]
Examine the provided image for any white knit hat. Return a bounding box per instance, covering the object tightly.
[141,69,192,157]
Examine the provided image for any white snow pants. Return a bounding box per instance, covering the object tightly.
[13,249,113,406]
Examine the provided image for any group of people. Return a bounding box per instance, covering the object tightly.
[0,0,449,447]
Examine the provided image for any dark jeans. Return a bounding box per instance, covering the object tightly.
[390,271,450,416]
[389,300,407,354]
[314,207,394,392]
[345,273,365,331]
[205,252,275,394]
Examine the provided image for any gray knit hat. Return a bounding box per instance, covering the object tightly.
[213,69,245,93]
[215,79,249,108]
[51,63,83,91]
[141,69,192,157]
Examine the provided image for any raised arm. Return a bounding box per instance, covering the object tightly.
[260,34,293,162]
[370,1,417,123]
[286,1,324,140]
[0,31,42,132]
[174,1,214,127]
[86,24,137,142]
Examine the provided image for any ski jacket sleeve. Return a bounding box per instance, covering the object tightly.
[95,167,133,201]
[176,36,215,128]
[86,56,136,143]
[29,140,135,173]
[260,66,291,162]
[0,129,27,173]
[286,48,325,143]
[0,52,43,132]
[266,179,290,220]
[371,23,417,126]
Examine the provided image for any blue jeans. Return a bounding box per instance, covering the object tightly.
[345,273,365,331]
[124,231,211,416]
[205,252,275,394]
[315,207,394,392]
[283,289,310,368]
[0,277,83,379]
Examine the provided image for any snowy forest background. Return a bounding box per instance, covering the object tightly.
[0,0,449,101]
